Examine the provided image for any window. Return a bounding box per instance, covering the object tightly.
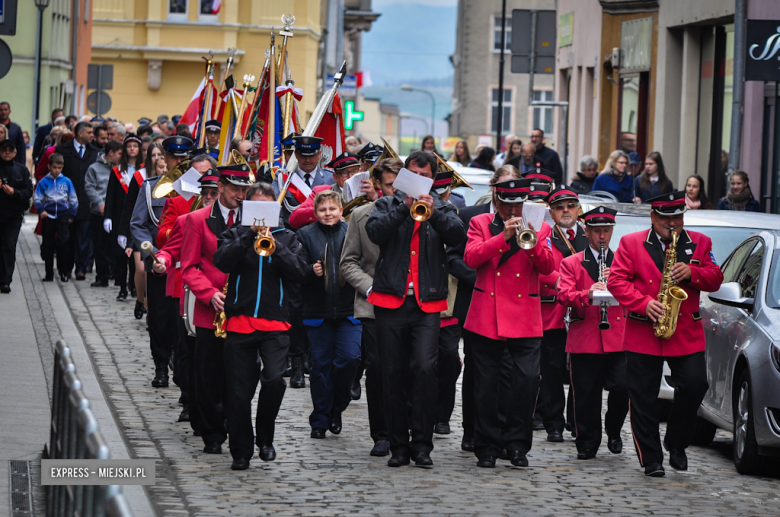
[736,240,764,300]
[199,0,220,22]
[491,88,512,134]
[168,0,187,20]
[532,90,553,134]
[493,16,512,52]
[721,240,756,284]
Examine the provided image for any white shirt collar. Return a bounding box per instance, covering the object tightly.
[589,246,601,262]
[557,224,577,237]
[655,232,667,250]
[297,167,317,178]
[217,200,237,225]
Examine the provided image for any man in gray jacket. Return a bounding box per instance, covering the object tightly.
[84,140,122,287]
[339,157,401,457]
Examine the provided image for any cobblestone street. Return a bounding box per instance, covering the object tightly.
[11,221,780,516]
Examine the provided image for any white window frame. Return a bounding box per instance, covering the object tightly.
[531,90,554,135]
[492,15,512,53]
[488,86,514,135]
[167,0,188,22]
[198,0,220,24]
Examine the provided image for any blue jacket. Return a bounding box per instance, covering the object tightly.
[34,173,78,219]
[592,172,634,203]
[634,177,674,203]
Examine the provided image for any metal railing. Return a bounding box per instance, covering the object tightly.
[47,340,133,517]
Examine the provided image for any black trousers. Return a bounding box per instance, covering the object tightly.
[570,352,628,454]
[146,273,175,360]
[69,218,92,274]
[436,324,462,425]
[113,241,131,291]
[171,297,188,404]
[375,298,440,456]
[40,217,70,277]
[90,214,114,281]
[224,330,288,461]
[0,214,22,285]
[186,333,200,434]
[286,280,310,357]
[462,329,511,441]
[538,328,568,433]
[626,351,708,467]
[472,332,541,459]
[195,327,227,446]
[358,318,389,442]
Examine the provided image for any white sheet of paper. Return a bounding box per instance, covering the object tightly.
[593,291,619,306]
[172,167,202,201]
[289,173,312,198]
[241,201,282,227]
[392,168,433,199]
[344,171,370,202]
[522,202,547,232]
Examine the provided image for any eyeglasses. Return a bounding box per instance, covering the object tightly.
[553,202,580,211]
[582,167,597,172]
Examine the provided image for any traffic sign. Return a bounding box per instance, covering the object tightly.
[87,91,112,116]
[88,64,114,90]
[0,38,11,80]
[510,9,556,74]
[0,0,17,36]
[344,101,363,130]
[327,74,357,98]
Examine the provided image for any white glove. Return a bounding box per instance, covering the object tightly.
[117,235,127,249]
[103,218,112,233]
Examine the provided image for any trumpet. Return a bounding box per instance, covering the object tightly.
[411,199,432,221]
[252,218,276,256]
[515,218,537,249]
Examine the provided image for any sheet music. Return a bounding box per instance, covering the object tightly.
[344,172,370,202]
[392,168,433,199]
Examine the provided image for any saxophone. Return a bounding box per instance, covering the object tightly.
[653,230,689,339]
[213,281,229,338]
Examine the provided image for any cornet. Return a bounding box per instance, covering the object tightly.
[515,218,537,249]
[411,199,432,221]
[252,218,276,256]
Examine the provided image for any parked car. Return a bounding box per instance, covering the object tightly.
[695,230,780,474]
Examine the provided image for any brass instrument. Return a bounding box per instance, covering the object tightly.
[434,153,474,192]
[411,199,432,221]
[342,195,372,221]
[515,217,537,249]
[252,218,276,256]
[654,230,688,338]
[152,158,192,199]
[598,243,610,330]
[213,282,229,338]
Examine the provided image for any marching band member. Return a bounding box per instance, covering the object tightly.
[557,206,628,460]
[537,185,589,441]
[609,191,723,476]
[213,182,306,470]
[274,135,335,226]
[463,178,554,468]
[365,151,465,468]
[356,142,384,172]
[325,152,361,198]
[204,120,221,151]
[181,164,251,454]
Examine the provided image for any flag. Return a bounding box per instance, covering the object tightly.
[248,83,284,167]
[217,89,241,164]
[180,78,218,136]
[314,92,347,166]
[355,71,373,88]
[276,85,303,137]
[209,0,222,15]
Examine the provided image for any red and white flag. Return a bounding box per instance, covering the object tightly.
[179,77,218,135]
[355,71,373,88]
[210,0,222,15]
[314,93,346,165]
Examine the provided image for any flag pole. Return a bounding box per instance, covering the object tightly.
[267,30,277,166]
[198,52,214,149]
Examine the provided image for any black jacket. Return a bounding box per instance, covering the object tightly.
[0,159,34,219]
[535,145,564,185]
[296,220,355,320]
[366,190,465,302]
[446,203,489,322]
[56,140,99,221]
[214,225,306,323]
[571,172,595,195]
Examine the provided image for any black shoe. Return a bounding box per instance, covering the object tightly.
[329,413,342,435]
[91,280,108,287]
[509,450,528,467]
[350,379,362,400]
[203,443,223,454]
[664,437,688,470]
[151,360,169,388]
[283,356,292,378]
[230,458,250,470]
[532,415,545,431]
[433,422,451,435]
[607,435,623,454]
[134,301,145,320]
[547,430,564,442]
[177,406,190,422]
[644,462,665,477]
[387,454,410,467]
[75,272,86,281]
[290,355,306,388]
[412,452,433,468]
[310,427,327,439]
[0,284,10,293]
[259,445,276,462]
[116,290,128,301]
[577,450,596,460]
[43,274,54,282]
[461,437,475,452]
[565,421,573,432]
[60,274,69,282]
[477,456,496,468]
[370,440,391,457]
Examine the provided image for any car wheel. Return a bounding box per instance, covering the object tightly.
[690,416,717,446]
[732,370,770,475]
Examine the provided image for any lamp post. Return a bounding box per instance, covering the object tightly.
[401,85,436,140]
[400,113,429,148]
[32,0,52,133]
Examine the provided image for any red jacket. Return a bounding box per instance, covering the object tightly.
[463,212,555,340]
[288,185,332,230]
[538,224,589,330]
[558,250,626,354]
[180,203,230,329]
[155,196,194,298]
[157,213,190,302]
[608,228,723,357]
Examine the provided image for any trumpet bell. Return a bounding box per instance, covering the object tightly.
[152,159,191,199]
[411,200,432,221]
[253,226,276,256]
[342,195,372,221]
[516,229,537,250]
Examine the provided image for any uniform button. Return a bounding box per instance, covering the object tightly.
[497,272,501,277]
[649,280,653,284]
[411,251,416,255]
[531,254,535,257]
[516,274,520,278]
[616,317,621,321]
[490,292,494,296]
[499,249,503,252]
[408,270,411,273]
[518,294,522,298]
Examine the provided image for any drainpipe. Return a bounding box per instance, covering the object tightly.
[727,0,747,176]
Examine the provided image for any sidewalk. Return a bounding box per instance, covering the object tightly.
[0,215,154,517]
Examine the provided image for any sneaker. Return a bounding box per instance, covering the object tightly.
[116,290,128,301]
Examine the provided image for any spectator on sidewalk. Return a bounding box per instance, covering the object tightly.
[449,140,471,167]
[469,147,496,172]
[632,152,673,204]
[718,170,762,212]
[684,175,712,210]
[33,153,77,282]
[593,150,633,203]
[33,108,64,163]
[0,102,27,166]
[0,139,34,293]
[506,143,540,174]
[85,139,122,287]
[571,156,599,195]
[530,129,563,185]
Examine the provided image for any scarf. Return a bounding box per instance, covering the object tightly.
[685,195,701,210]
[725,186,753,211]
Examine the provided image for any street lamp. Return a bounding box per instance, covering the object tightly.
[32,0,52,133]
[400,113,430,147]
[400,85,436,140]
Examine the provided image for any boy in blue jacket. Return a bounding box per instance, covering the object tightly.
[34,153,78,281]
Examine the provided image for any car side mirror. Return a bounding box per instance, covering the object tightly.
[709,282,754,310]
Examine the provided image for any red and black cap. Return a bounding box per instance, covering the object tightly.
[523,165,555,185]
[492,178,531,203]
[545,184,579,205]
[527,182,552,201]
[647,191,687,215]
[326,152,360,171]
[205,120,221,132]
[433,170,454,194]
[581,206,617,226]
[198,169,220,189]
[124,133,142,147]
[217,163,253,186]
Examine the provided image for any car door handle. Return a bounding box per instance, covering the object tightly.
[709,318,720,330]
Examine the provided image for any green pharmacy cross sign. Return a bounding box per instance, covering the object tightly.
[344,100,364,130]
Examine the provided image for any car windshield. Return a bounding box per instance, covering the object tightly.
[461,184,491,206]
[766,251,780,309]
